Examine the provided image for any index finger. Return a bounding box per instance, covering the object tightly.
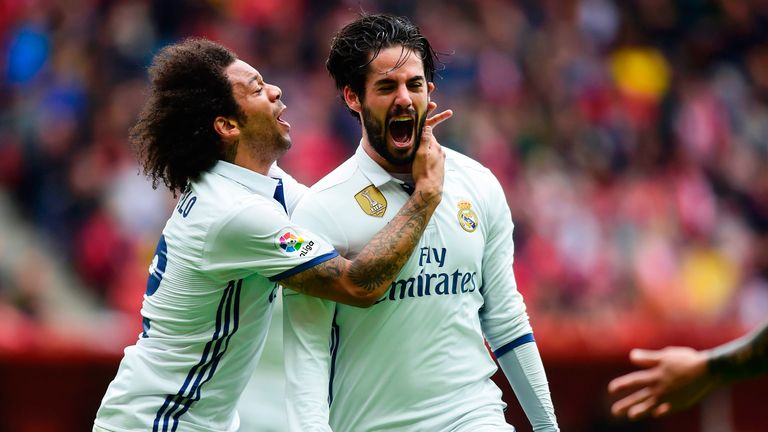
[608,369,659,395]
[425,109,453,129]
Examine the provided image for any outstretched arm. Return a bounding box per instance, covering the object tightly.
[608,320,768,420]
[280,106,453,307]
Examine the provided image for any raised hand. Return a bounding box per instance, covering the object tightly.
[608,347,717,419]
[411,101,452,207]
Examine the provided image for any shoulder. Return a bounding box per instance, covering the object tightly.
[444,147,499,185]
[309,157,361,194]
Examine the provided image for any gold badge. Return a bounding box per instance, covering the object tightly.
[355,185,387,217]
[457,200,478,232]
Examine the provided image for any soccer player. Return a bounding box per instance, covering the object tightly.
[283,14,559,432]
[93,37,451,432]
[609,320,768,420]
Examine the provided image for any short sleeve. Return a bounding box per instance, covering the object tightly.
[202,195,337,280]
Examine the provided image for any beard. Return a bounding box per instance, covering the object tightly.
[362,104,427,167]
[240,111,292,161]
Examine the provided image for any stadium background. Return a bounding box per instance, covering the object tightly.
[1,0,767,431]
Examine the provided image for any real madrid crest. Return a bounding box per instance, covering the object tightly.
[457,200,478,232]
[355,185,387,217]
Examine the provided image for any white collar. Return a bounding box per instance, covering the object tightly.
[208,160,282,198]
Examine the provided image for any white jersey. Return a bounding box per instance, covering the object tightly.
[284,146,534,432]
[95,161,337,432]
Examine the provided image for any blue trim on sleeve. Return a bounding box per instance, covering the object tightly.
[328,306,340,406]
[493,333,535,358]
[268,250,339,281]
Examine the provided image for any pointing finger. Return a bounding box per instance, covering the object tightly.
[425,109,453,129]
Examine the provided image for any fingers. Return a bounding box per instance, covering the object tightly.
[608,368,659,395]
[425,109,453,129]
[626,394,659,420]
[652,402,672,417]
[611,386,654,417]
[629,349,664,367]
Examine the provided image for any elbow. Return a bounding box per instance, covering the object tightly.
[351,293,377,308]
[349,289,379,308]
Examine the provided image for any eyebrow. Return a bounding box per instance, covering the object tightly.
[248,74,263,86]
[373,75,425,87]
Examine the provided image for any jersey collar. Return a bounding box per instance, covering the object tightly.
[209,160,282,199]
[354,144,399,188]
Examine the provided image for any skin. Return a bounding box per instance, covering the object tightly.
[216,59,291,174]
[343,46,437,173]
[213,57,453,307]
[608,321,768,420]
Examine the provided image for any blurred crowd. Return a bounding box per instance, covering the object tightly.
[1,0,767,354]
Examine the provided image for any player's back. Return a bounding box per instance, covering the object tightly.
[95,162,293,432]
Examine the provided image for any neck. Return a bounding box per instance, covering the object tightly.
[226,139,277,176]
[361,138,412,174]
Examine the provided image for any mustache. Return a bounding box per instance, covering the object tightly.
[388,106,417,118]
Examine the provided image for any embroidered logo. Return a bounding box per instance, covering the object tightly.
[278,230,304,253]
[354,185,387,217]
[457,200,478,232]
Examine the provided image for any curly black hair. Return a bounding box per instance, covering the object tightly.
[130,38,243,195]
[326,13,440,118]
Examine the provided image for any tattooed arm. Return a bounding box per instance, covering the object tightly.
[608,320,768,420]
[280,108,452,308]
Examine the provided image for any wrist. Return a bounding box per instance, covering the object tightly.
[706,347,736,385]
[413,191,440,215]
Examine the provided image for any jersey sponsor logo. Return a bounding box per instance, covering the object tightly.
[457,200,478,232]
[354,185,387,217]
[375,247,479,304]
[375,267,478,304]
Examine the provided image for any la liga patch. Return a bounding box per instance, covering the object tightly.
[277,230,304,253]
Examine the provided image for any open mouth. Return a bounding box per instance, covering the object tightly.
[388,117,414,148]
[277,108,291,129]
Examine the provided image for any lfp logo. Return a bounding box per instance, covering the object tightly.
[279,231,304,253]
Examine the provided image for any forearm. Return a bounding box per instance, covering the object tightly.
[497,340,559,432]
[345,190,437,295]
[281,191,438,306]
[708,321,768,384]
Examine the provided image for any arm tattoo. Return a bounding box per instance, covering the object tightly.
[282,189,437,300]
[708,321,768,382]
[347,190,433,292]
[283,257,344,297]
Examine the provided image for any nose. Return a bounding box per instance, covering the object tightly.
[394,84,412,108]
[269,84,282,101]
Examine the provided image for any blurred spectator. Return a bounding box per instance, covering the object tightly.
[1,0,767,353]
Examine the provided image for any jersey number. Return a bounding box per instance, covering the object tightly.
[146,235,168,297]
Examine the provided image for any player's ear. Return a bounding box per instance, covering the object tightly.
[343,86,362,114]
[428,81,435,96]
[213,116,240,140]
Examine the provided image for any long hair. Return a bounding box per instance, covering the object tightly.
[326,13,440,118]
[130,38,242,195]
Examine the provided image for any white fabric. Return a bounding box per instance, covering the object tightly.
[95,161,336,432]
[497,342,559,431]
[284,146,551,431]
